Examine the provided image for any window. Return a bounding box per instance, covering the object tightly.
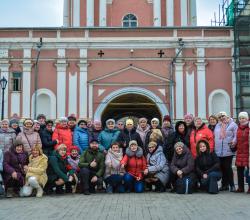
[11,72,22,91]
[122,14,138,27]
[240,72,250,86]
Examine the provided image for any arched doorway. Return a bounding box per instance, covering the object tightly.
[101,94,162,124]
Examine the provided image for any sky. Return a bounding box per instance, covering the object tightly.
[0,0,226,27]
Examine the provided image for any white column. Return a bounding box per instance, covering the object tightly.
[99,0,107,27]
[22,49,32,118]
[88,83,93,119]
[186,71,195,115]
[56,49,67,118]
[73,0,80,27]
[231,48,236,118]
[78,49,88,118]
[11,93,20,116]
[181,0,188,26]
[0,63,9,119]
[175,62,184,119]
[166,0,174,26]
[190,0,197,26]
[68,73,77,115]
[153,0,161,26]
[196,48,207,119]
[87,0,94,27]
[63,0,69,27]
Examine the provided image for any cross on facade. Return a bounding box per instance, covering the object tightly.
[158,50,165,58]
[98,50,104,57]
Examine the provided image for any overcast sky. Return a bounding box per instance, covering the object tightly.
[0,0,226,27]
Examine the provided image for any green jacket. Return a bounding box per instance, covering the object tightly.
[79,148,105,177]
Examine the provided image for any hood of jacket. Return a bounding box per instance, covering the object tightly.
[136,124,151,133]
[75,126,89,133]
[125,146,143,158]
[104,127,119,133]
[124,127,137,134]
[175,121,187,136]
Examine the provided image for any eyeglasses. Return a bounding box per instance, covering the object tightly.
[118,123,123,125]
[80,123,87,126]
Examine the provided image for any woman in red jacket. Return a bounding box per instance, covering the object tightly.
[52,117,72,153]
[190,117,214,158]
[236,112,249,193]
[121,140,147,193]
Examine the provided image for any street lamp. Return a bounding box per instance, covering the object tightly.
[0,76,8,120]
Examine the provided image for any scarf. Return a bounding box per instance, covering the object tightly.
[219,118,229,140]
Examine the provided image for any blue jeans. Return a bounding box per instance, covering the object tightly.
[200,171,222,194]
[123,173,144,193]
[105,175,125,193]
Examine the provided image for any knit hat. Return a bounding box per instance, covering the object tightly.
[194,117,202,122]
[106,119,115,126]
[78,119,87,126]
[89,138,99,144]
[1,119,9,124]
[70,145,80,152]
[94,120,102,125]
[217,111,228,118]
[184,113,194,120]
[163,115,171,123]
[23,119,34,126]
[37,114,46,120]
[59,117,68,122]
[56,144,67,151]
[9,118,19,126]
[14,140,23,147]
[129,140,138,147]
[33,120,40,125]
[126,119,134,126]
[68,114,76,121]
[139,117,147,123]
[151,118,159,125]
[148,141,157,148]
[238,112,249,120]
[174,142,184,150]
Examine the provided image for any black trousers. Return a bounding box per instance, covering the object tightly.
[80,168,101,192]
[237,166,246,190]
[219,156,234,187]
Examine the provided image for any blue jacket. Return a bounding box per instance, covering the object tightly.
[98,128,120,151]
[73,126,89,154]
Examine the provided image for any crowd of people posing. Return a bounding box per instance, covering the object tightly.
[0,111,249,198]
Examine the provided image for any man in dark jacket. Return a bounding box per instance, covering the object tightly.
[37,114,46,132]
[40,120,58,156]
[79,139,105,195]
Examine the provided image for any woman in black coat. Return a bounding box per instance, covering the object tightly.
[195,140,221,194]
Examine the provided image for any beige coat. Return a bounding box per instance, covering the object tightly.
[26,152,48,187]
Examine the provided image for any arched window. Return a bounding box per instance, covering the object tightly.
[122,14,138,27]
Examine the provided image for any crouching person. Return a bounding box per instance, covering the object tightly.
[195,140,222,194]
[120,140,147,193]
[144,142,169,192]
[3,140,29,197]
[45,144,74,194]
[170,142,196,194]
[79,139,105,195]
[21,144,48,197]
[105,142,125,193]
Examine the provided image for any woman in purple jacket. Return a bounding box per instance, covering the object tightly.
[3,140,29,197]
[214,112,238,192]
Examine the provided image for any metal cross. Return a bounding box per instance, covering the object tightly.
[158,50,165,58]
[98,50,104,58]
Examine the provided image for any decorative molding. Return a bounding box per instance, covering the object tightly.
[98,89,106,97]
[158,89,166,96]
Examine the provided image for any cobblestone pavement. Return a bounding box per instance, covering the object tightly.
[0,192,249,220]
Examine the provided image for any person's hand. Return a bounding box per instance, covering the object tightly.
[120,164,125,169]
[12,172,17,179]
[108,162,112,168]
[56,139,59,144]
[103,150,108,155]
[23,165,29,173]
[91,176,98,183]
[144,169,149,175]
[136,176,141,181]
[203,174,208,179]
[177,170,183,178]
[90,159,97,168]
[68,175,73,182]
[55,178,65,185]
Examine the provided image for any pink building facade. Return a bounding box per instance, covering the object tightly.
[0,0,235,122]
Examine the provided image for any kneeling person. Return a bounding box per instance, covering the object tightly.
[79,139,105,195]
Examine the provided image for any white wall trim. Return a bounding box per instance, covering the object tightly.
[88,83,93,119]
[68,72,77,115]
[31,88,56,119]
[94,87,169,120]
[208,89,231,117]
[186,71,195,115]
[175,63,184,119]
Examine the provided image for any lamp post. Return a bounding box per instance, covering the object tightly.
[0,76,8,120]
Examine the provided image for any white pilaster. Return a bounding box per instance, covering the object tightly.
[56,49,67,118]
[63,0,69,27]
[99,0,107,27]
[175,62,184,119]
[196,48,207,119]
[88,83,93,119]
[181,0,188,26]
[87,0,94,27]
[231,48,236,118]
[166,0,174,26]
[22,49,32,118]
[68,72,77,115]
[153,0,161,26]
[78,49,88,118]
[11,93,20,116]
[73,0,80,27]
[190,0,197,26]
[186,71,195,115]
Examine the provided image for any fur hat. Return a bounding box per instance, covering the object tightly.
[23,119,34,126]
[9,118,19,126]
[184,114,194,120]
[56,144,67,151]
[126,119,134,126]
[70,145,80,152]
[59,117,68,122]
[106,119,115,126]
[151,118,159,125]
[36,114,46,120]
[139,117,147,123]
[14,140,23,147]
[129,140,138,147]
[174,142,184,150]
[238,112,249,120]
[1,119,9,124]
[163,115,171,123]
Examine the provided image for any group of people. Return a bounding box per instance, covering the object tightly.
[0,111,249,198]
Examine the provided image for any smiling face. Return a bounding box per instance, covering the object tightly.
[139,120,147,129]
[1,121,9,129]
[239,117,248,124]
[148,144,156,153]
[46,123,53,131]
[194,118,202,128]
[111,144,120,153]
[61,121,68,128]
[209,117,217,126]
[151,120,158,129]
[130,143,138,152]
[177,124,185,133]
[126,123,133,130]
[58,148,67,157]
[15,145,23,154]
[94,122,102,130]
[175,146,183,155]
[34,123,40,131]
[31,148,40,158]
[90,141,99,150]
[199,142,207,153]
[107,122,115,130]
[70,149,78,157]
[184,117,193,126]
[25,121,33,129]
